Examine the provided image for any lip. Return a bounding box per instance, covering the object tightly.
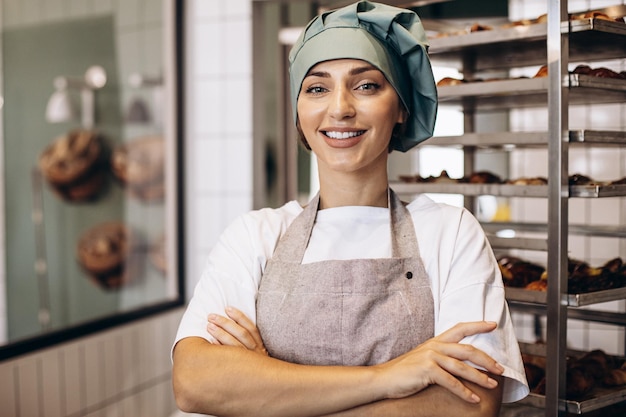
[320,128,366,148]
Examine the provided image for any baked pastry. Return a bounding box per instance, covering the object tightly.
[430,170,458,183]
[111,136,165,202]
[38,129,108,201]
[589,67,623,79]
[469,23,492,32]
[576,11,618,22]
[604,365,626,386]
[76,221,140,290]
[437,77,464,86]
[507,177,548,185]
[525,279,547,291]
[569,173,594,185]
[498,256,545,288]
[39,129,102,185]
[534,65,548,78]
[465,171,502,184]
[573,64,593,75]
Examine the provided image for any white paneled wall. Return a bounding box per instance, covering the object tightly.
[0,308,184,417]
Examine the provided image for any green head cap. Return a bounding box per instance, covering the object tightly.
[289,0,438,152]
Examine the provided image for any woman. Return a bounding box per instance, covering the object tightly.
[172,2,529,416]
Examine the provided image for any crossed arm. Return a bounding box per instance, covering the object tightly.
[172,307,504,417]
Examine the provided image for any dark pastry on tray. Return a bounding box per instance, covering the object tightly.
[465,171,502,184]
[589,67,623,79]
[569,173,594,185]
[604,362,626,386]
[76,221,140,290]
[610,176,626,185]
[111,135,165,202]
[38,129,108,202]
[573,64,593,75]
[498,256,545,288]
[524,362,545,389]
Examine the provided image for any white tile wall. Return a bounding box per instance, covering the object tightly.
[1,0,254,415]
[185,0,254,295]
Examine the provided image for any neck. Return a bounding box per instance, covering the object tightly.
[317,171,389,209]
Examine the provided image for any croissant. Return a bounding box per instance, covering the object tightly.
[604,368,626,386]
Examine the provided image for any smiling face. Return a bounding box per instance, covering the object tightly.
[296,59,406,177]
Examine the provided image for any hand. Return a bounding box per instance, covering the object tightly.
[207,306,268,356]
[376,321,504,404]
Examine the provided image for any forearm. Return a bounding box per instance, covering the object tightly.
[172,337,387,417]
[322,375,504,417]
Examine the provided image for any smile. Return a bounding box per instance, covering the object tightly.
[323,130,366,139]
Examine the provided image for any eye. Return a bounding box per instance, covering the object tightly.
[356,82,381,92]
[304,85,327,95]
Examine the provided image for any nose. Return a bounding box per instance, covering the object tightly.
[327,86,355,120]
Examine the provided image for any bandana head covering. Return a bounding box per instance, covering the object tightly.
[289,0,438,152]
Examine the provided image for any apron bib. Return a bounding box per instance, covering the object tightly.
[256,189,434,366]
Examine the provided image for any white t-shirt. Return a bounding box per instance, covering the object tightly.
[175,193,530,403]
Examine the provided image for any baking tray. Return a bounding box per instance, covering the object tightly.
[480,222,626,238]
[429,130,626,147]
[517,343,626,414]
[391,182,626,198]
[505,286,626,307]
[437,75,626,110]
[429,18,626,71]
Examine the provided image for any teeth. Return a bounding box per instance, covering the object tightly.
[325,130,364,139]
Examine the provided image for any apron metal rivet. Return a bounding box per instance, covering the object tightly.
[405,271,413,279]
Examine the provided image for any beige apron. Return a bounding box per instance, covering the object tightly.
[256,189,434,366]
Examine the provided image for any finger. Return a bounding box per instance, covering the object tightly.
[435,321,497,343]
[435,351,501,388]
[429,341,504,376]
[225,306,265,348]
[208,314,253,346]
[207,319,244,347]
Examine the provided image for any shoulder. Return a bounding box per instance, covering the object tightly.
[221,200,303,255]
[405,194,478,233]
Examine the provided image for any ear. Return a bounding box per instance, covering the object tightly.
[397,106,408,124]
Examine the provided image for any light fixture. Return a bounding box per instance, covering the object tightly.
[125,73,163,126]
[45,65,107,129]
[45,77,77,123]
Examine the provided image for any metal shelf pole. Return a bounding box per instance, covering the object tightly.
[545,0,570,416]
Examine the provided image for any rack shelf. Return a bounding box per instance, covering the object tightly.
[391,182,626,198]
[506,287,626,307]
[429,18,626,71]
[480,222,626,239]
[424,4,626,415]
[437,75,626,110]
[429,130,626,148]
[517,343,626,414]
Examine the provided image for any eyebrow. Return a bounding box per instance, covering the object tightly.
[305,64,379,79]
